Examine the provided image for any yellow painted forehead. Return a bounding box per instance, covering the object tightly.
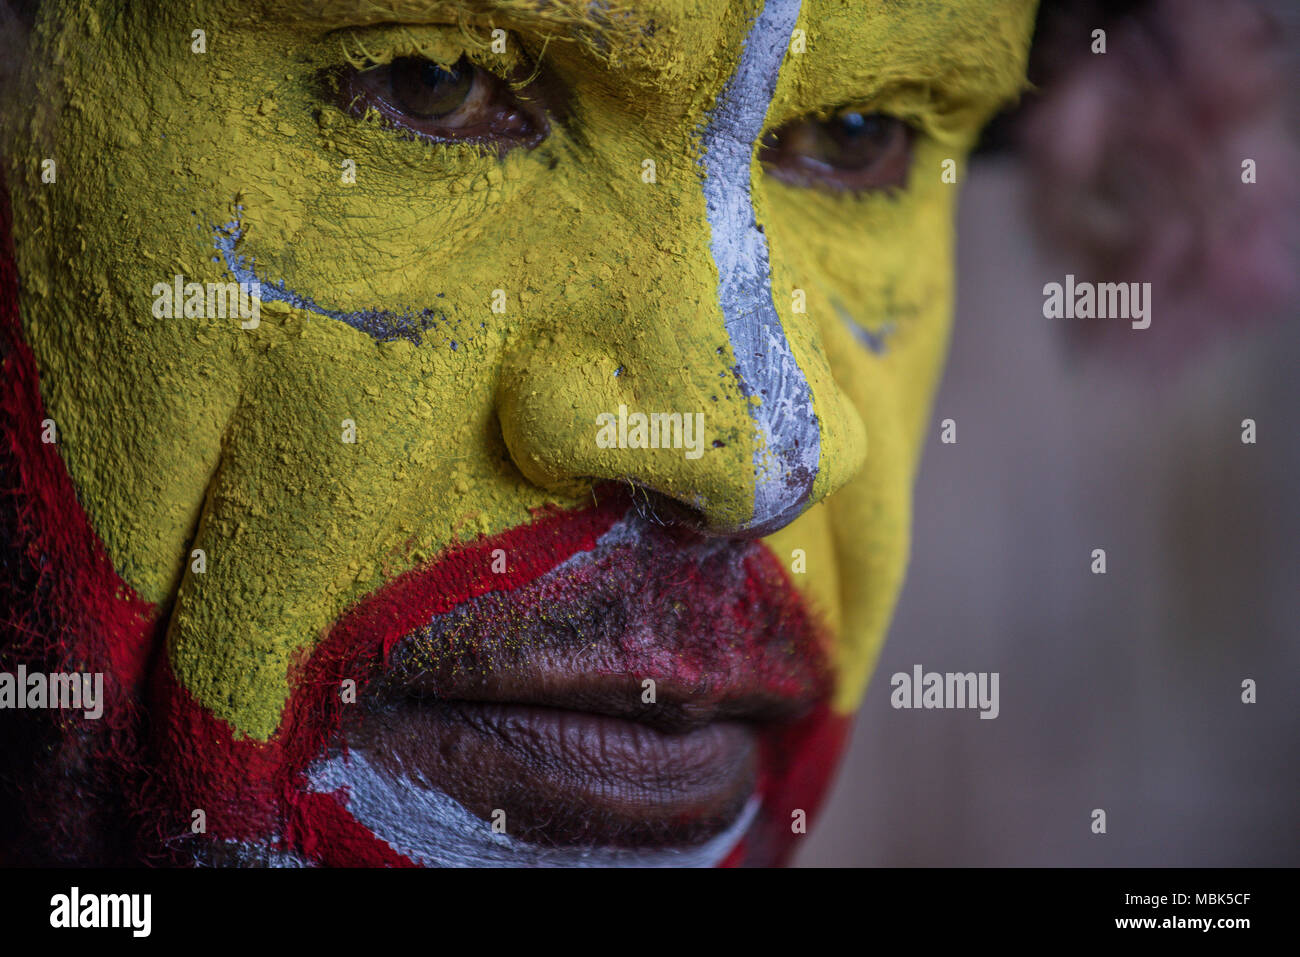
[229,0,731,88]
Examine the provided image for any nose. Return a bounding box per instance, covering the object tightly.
[495,0,864,537]
[495,223,866,538]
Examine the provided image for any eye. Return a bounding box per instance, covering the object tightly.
[339,54,547,150]
[391,57,475,118]
[760,110,914,192]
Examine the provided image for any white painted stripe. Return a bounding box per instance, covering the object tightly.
[700,0,818,533]
[834,299,895,354]
[308,750,759,868]
[212,208,446,344]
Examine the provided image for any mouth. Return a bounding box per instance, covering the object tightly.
[315,489,833,865]
[157,486,844,868]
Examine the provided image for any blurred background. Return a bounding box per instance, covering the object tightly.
[800,0,1300,866]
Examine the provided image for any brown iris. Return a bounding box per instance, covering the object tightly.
[339,54,546,150]
[760,110,914,193]
[389,57,475,118]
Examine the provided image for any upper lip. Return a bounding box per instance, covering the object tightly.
[332,485,830,733]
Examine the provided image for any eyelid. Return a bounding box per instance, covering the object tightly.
[759,110,914,195]
[331,52,549,153]
[334,24,524,79]
[851,85,989,147]
[768,77,992,149]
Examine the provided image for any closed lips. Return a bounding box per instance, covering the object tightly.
[339,508,832,852]
[349,702,758,848]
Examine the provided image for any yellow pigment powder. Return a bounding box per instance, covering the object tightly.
[4,0,1036,738]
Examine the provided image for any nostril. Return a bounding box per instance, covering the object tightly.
[625,484,710,532]
[613,480,803,541]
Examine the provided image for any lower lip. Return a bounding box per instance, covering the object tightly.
[347,701,759,849]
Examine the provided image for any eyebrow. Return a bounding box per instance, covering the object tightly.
[261,0,1032,115]
[783,1,1035,122]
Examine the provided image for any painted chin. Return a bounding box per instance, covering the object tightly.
[273,484,842,866]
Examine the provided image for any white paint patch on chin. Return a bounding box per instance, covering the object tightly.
[307,750,760,868]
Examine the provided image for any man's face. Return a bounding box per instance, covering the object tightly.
[1,0,1034,864]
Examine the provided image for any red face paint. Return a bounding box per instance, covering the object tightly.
[152,487,847,865]
[1,182,848,866]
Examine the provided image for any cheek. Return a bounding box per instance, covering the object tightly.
[760,149,962,711]
[164,323,554,740]
[762,503,844,640]
[16,24,560,738]
[739,702,851,866]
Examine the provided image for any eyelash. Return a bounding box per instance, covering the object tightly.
[329,42,915,194]
[329,33,547,153]
[760,110,917,194]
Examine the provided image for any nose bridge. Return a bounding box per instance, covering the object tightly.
[698,0,815,533]
[499,0,846,536]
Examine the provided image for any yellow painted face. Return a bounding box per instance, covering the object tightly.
[4,0,1035,863]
